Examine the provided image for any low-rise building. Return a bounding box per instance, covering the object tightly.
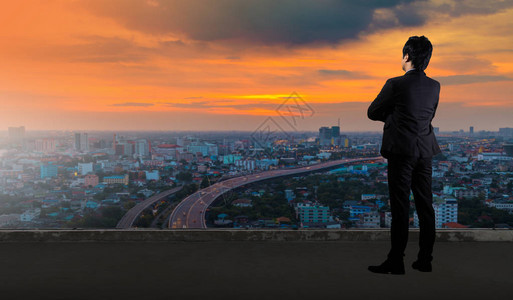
[84,174,99,187]
[20,208,41,222]
[232,198,253,207]
[103,174,129,185]
[356,212,380,228]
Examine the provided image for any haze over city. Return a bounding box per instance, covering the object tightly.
[1,0,513,132]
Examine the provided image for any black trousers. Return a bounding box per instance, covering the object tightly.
[386,154,436,262]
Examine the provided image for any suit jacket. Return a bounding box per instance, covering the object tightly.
[367,69,441,159]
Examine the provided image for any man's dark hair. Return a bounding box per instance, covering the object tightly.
[402,36,433,71]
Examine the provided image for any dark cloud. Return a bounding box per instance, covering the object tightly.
[392,3,427,26]
[369,1,428,31]
[360,0,513,36]
[318,69,372,79]
[75,0,424,47]
[434,75,513,85]
[436,0,513,17]
[112,102,154,107]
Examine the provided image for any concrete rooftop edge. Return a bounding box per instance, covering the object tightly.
[0,229,512,242]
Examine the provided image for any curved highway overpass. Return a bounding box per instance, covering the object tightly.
[116,185,183,229]
[168,157,383,229]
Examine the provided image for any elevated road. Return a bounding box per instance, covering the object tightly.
[169,157,383,229]
[116,186,183,229]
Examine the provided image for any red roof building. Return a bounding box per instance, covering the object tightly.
[442,222,469,228]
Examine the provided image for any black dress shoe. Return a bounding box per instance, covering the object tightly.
[412,260,432,272]
[368,259,405,275]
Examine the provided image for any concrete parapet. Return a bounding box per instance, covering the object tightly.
[0,228,512,242]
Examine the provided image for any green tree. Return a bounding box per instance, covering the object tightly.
[177,171,193,183]
[200,176,211,189]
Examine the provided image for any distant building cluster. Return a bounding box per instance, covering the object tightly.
[318,124,350,148]
[1,124,512,229]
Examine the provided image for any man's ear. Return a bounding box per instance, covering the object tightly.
[403,53,409,61]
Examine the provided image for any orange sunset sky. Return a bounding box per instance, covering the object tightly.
[1,0,513,132]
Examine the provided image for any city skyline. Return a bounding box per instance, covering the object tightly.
[1,0,513,131]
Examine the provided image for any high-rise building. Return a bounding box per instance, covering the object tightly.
[499,127,513,137]
[340,135,350,147]
[8,126,25,145]
[112,133,118,151]
[331,126,341,146]
[319,126,340,147]
[35,138,56,153]
[135,139,150,157]
[92,139,107,149]
[413,197,458,228]
[8,126,25,140]
[469,126,474,135]
[74,132,89,152]
[319,126,345,146]
[319,127,331,146]
[123,142,134,156]
[81,133,89,151]
[115,144,125,156]
[74,133,80,150]
[331,126,340,138]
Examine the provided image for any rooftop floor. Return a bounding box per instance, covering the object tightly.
[1,230,512,299]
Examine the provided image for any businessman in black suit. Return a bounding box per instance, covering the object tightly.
[367,36,441,274]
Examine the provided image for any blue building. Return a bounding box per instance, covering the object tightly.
[40,163,58,179]
[296,203,330,224]
[349,205,372,218]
